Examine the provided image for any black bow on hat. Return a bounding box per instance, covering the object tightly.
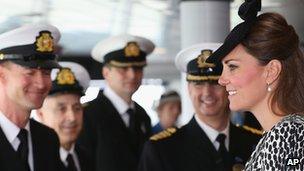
[238,0,261,21]
[206,0,261,63]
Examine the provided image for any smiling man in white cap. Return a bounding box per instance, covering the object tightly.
[138,43,261,171]
[0,24,63,171]
[78,34,154,171]
[37,62,92,171]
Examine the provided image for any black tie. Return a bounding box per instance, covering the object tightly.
[127,108,136,131]
[66,153,77,171]
[216,133,230,171]
[17,129,30,171]
[127,108,141,155]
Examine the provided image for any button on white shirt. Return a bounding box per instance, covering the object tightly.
[0,111,34,171]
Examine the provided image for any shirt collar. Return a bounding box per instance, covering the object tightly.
[60,144,75,162]
[0,111,30,143]
[103,84,135,115]
[194,114,230,144]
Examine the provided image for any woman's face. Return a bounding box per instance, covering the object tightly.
[218,44,269,112]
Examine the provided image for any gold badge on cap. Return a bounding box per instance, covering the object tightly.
[124,42,140,57]
[56,68,76,85]
[36,32,54,52]
[197,49,215,68]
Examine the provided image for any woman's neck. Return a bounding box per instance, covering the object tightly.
[251,102,284,131]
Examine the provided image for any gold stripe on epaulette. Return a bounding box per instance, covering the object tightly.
[242,125,264,135]
[150,127,177,141]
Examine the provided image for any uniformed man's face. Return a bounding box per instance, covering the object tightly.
[37,93,83,149]
[188,81,229,118]
[0,62,52,110]
[103,65,143,97]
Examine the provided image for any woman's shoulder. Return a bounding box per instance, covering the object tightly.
[245,114,304,170]
[276,114,304,130]
[267,114,304,141]
[282,113,304,122]
[260,114,304,170]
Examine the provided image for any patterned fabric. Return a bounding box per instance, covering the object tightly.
[245,114,304,171]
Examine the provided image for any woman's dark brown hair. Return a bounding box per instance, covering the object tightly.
[242,12,304,116]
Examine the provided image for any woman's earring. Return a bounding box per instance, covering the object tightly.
[267,83,272,92]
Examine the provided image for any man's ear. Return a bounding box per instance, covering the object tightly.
[187,83,193,97]
[35,109,44,122]
[264,59,282,85]
[102,66,109,80]
[0,65,4,80]
[0,64,7,83]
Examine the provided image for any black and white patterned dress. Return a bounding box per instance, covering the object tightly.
[244,114,304,171]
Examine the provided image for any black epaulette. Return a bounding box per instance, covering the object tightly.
[238,124,264,135]
[150,127,177,141]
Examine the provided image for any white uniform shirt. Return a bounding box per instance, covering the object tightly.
[194,114,230,150]
[60,144,81,171]
[0,111,34,171]
[103,85,135,127]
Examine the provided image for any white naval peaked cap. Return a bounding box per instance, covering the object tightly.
[175,43,222,73]
[0,24,61,69]
[50,62,91,95]
[0,24,60,50]
[91,34,155,66]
